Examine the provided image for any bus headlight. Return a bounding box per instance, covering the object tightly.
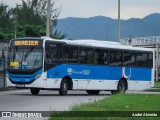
[35,74,41,80]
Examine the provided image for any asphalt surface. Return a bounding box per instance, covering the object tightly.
[0,89,159,120]
[0,89,109,120]
[0,77,5,88]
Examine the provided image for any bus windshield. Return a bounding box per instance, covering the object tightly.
[8,47,43,70]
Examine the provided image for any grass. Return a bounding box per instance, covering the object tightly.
[50,94,160,120]
[155,81,160,88]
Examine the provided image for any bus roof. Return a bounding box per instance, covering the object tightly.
[10,37,154,52]
[44,38,154,52]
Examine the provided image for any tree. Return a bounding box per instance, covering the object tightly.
[51,30,67,39]
[12,0,66,39]
[17,24,46,37]
[0,0,66,40]
[0,2,14,39]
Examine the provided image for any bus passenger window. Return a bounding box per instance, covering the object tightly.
[136,52,147,67]
[63,45,70,63]
[148,53,153,67]
[44,42,62,71]
[102,50,109,65]
[70,46,78,63]
[110,50,116,65]
[95,49,102,65]
[86,48,94,64]
[110,50,122,66]
[116,51,122,66]
[123,51,135,66]
[79,47,86,64]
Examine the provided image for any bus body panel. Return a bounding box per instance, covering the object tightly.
[46,64,152,81]
[7,64,153,91]
[45,64,152,90]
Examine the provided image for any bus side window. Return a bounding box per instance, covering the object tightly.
[95,49,102,65]
[79,47,86,64]
[86,48,94,64]
[70,46,78,63]
[110,50,116,65]
[110,50,122,66]
[148,53,153,67]
[63,45,70,63]
[123,51,136,66]
[44,42,60,71]
[136,52,148,67]
[102,50,109,65]
[116,51,122,66]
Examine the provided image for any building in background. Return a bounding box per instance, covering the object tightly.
[121,36,160,81]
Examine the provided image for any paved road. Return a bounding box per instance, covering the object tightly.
[0,77,5,88]
[0,89,109,120]
[1,89,159,120]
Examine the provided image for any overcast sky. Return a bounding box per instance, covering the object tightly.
[1,0,160,19]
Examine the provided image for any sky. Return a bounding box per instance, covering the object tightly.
[0,0,160,19]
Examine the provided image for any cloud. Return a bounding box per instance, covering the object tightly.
[1,0,160,19]
[57,0,160,19]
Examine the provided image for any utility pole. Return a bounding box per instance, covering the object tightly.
[46,0,51,37]
[118,0,121,43]
[15,4,21,39]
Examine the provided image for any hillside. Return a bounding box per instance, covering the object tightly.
[55,13,160,41]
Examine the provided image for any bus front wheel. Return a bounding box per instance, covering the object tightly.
[30,88,40,95]
[86,90,100,95]
[59,78,68,95]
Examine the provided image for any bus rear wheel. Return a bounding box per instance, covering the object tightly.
[117,80,127,93]
[59,78,68,95]
[30,88,40,95]
[86,90,100,95]
[111,80,127,95]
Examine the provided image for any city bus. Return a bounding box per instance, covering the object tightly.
[6,37,155,95]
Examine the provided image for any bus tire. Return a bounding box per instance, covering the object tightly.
[86,90,100,95]
[59,78,68,95]
[117,80,127,93]
[30,88,40,95]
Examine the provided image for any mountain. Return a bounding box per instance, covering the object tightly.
[143,13,160,28]
[55,13,160,41]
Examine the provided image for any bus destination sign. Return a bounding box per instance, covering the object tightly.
[14,40,39,46]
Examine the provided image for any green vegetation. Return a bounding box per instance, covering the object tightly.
[50,94,160,120]
[0,0,67,41]
[155,81,160,88]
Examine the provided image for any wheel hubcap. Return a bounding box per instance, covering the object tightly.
[64,83,67,91]
[118,84,124,92]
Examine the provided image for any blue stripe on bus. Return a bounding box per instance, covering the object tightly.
[7,69,42,83]
[47,64,152,81]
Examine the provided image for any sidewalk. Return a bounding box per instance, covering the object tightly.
[126,87,160,94]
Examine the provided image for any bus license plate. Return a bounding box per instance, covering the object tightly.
[16,84,25,87]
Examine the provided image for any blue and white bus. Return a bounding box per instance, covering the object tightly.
[7,37,155,95]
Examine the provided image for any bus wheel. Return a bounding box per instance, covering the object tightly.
[86,90,100,95]
[117,80,127,93]
[59,78,68,95]
[30,88,40,95]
